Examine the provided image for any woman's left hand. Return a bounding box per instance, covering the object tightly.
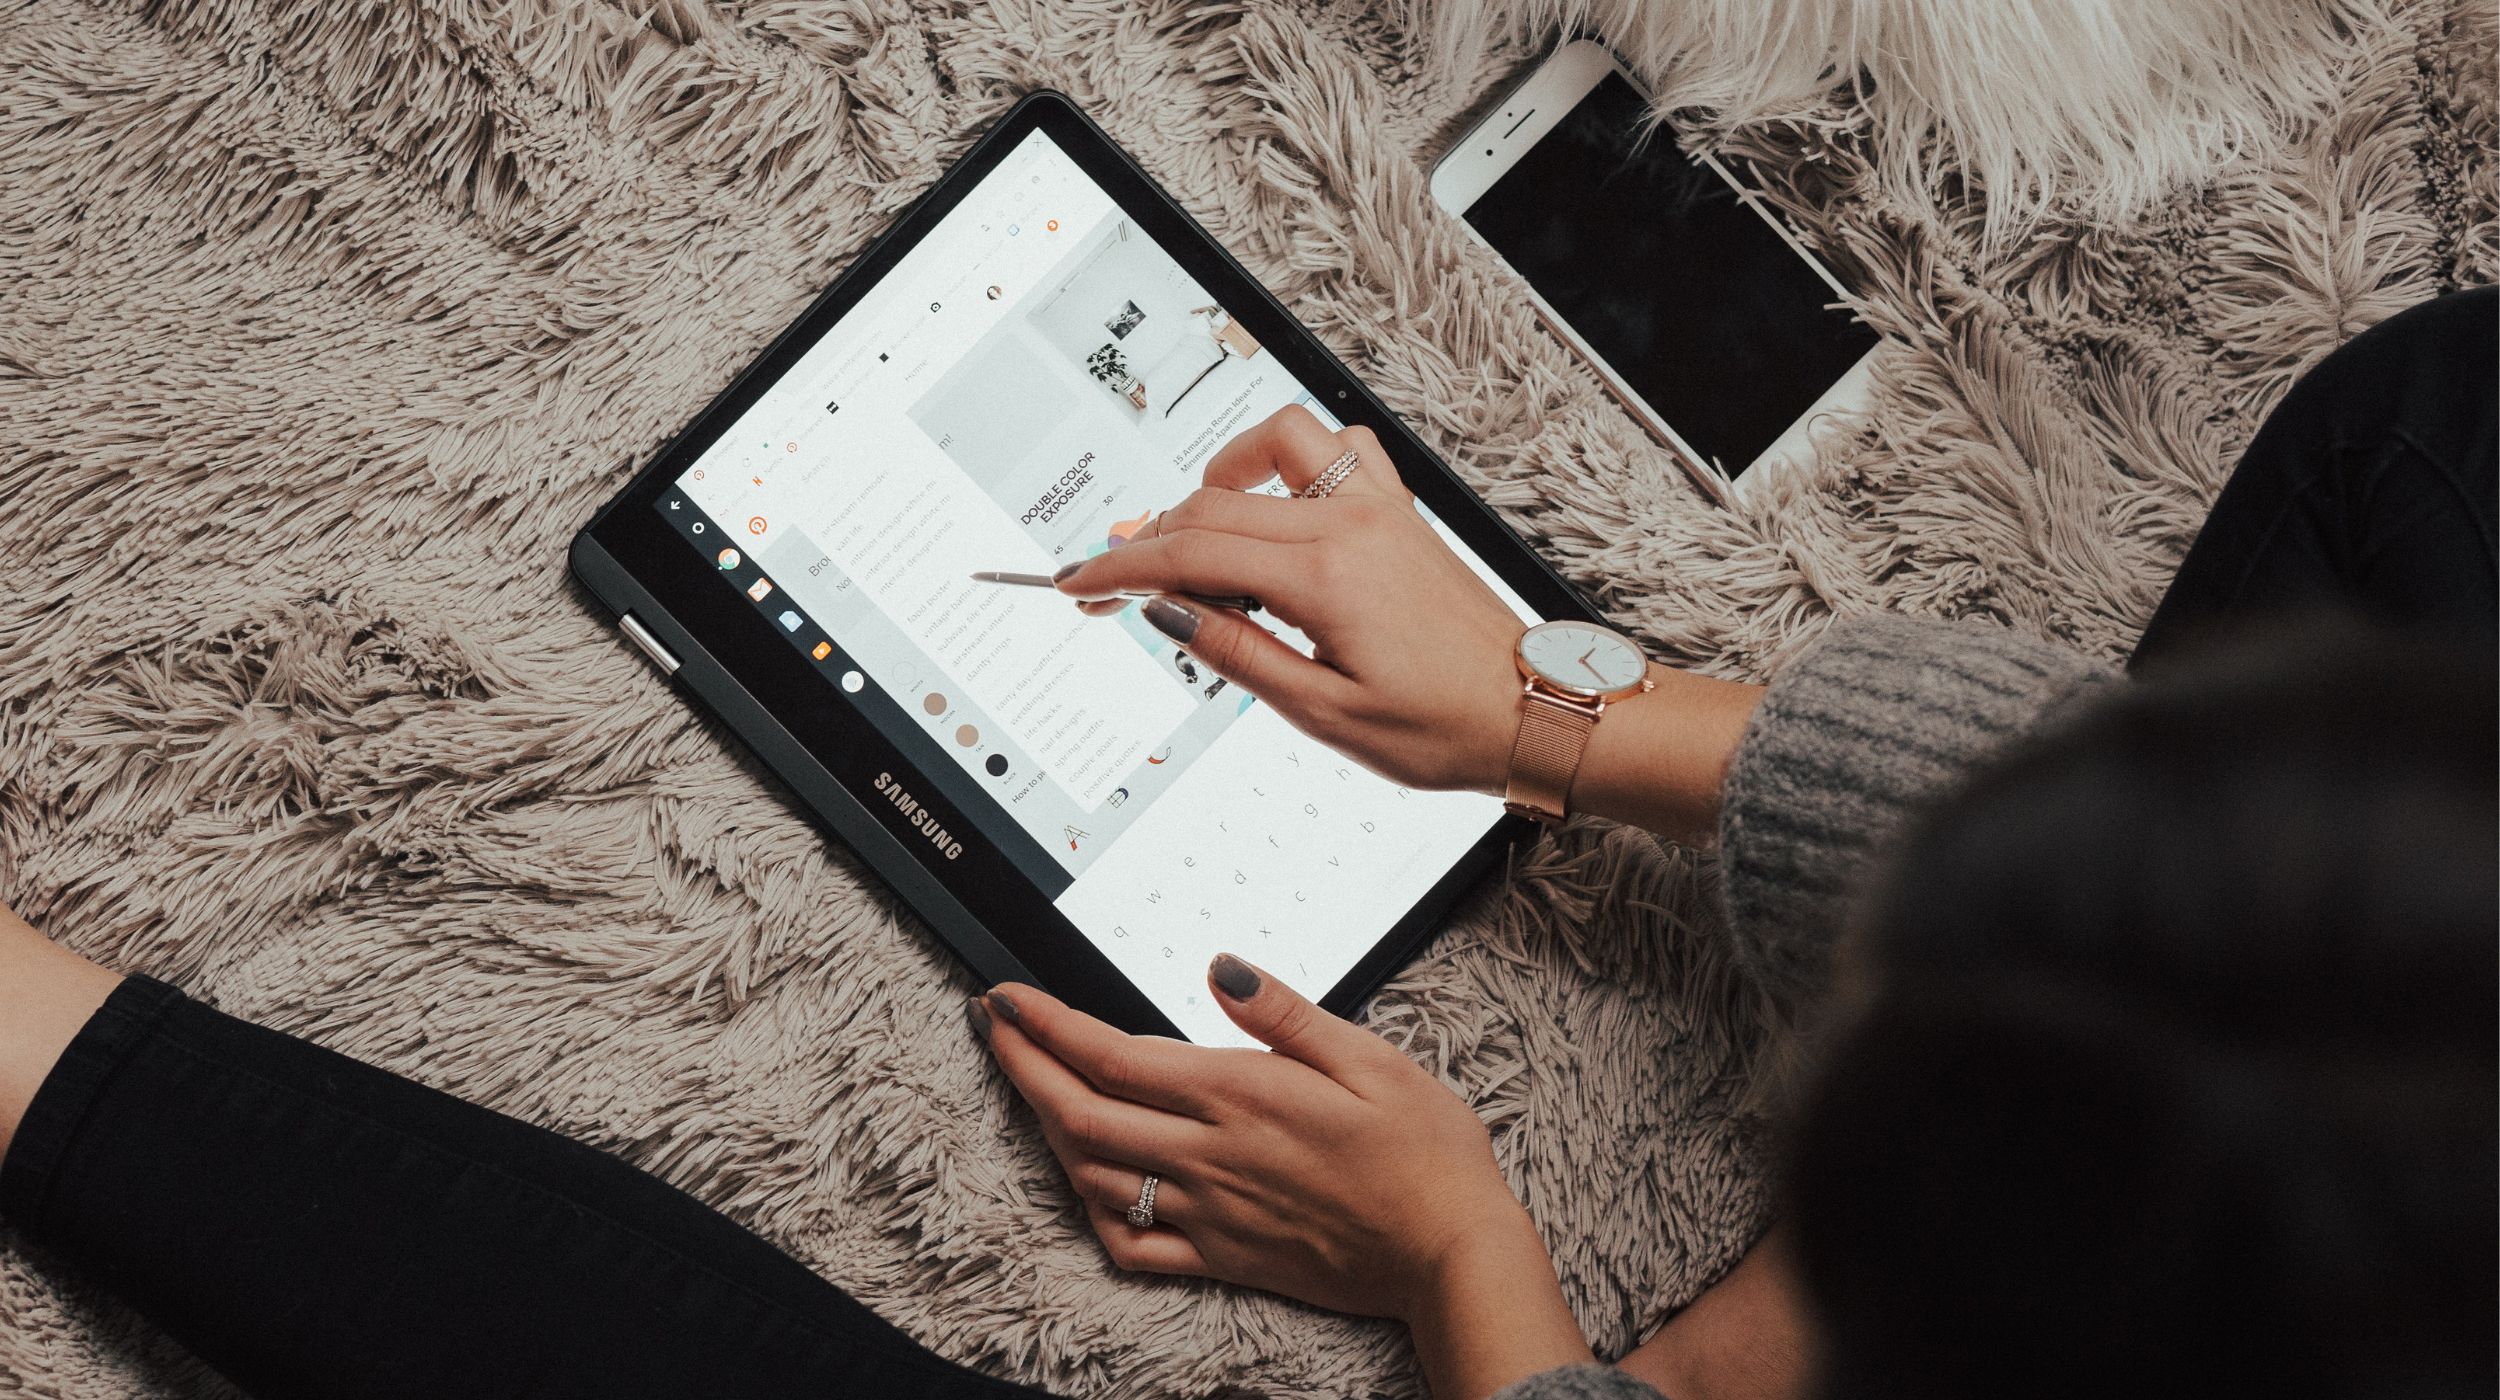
[971,956,1538,1324]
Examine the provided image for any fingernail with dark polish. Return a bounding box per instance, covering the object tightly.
[988,989,1022,1024]
[1143,596,1200,644]
[1053,563,1083,583]
[1209,954,1261,1001]
[965,996,993,1039]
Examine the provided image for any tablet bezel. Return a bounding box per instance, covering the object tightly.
[571,90,1606,1038]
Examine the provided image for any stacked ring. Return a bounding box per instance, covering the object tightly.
[1299,450,1360,500]
[1126,1174,1160,1228]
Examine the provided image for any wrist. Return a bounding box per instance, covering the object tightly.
[1465,626,1532,796]
[1617,1229,1812,1400]
[1409,1196,1542,1319]
[1405,1206,1594,1400]
[1481,622,1764,836]
[1565,663,1762,840]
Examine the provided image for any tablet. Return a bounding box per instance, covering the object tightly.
[570,92,1601,1045]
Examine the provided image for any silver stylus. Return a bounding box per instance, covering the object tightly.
[970,571,1261,613]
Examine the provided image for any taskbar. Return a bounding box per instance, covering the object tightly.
[650,486,1078,900]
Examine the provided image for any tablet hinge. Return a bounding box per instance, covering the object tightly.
[617,612,681,676]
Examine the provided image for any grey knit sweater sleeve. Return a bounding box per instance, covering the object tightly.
[1716,614,2117,1017]
[1491,1364,1669,1400]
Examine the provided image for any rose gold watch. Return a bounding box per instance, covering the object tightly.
[1503,620,1655,825]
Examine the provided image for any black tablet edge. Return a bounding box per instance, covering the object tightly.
[568,530,1040,996]
[569,87,1611,1035]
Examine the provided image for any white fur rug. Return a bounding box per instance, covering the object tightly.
[0,1,2489,1396]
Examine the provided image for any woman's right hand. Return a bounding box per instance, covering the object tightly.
[1051,406,1531,794]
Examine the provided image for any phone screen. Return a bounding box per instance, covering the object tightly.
[1461,73,1878,477]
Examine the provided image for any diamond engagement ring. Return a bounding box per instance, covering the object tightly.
[1126,1174,1159,1228]
[1298,450,1360,499]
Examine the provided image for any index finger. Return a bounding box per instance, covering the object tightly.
[986,982,1228,1122]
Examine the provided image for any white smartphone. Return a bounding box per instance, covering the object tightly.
[1431,40,1881,504]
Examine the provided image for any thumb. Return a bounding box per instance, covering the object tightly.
[1206,953,1390,1085]
[1142,596,1350,722]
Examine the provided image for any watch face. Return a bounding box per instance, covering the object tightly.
[1518,621,1647,696]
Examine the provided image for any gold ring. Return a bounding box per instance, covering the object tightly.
[1299,450,1360,500]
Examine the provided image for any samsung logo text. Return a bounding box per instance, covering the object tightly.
[872,772,965,861]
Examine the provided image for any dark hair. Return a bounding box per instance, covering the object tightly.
[1786,625,2497,1400]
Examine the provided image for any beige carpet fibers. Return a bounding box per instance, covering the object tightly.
[1,1,2490,1395]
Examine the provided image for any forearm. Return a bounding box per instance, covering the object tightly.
[0,903,122,1165]
[1564,664,1763,842]
[1406,1209,1596,1400]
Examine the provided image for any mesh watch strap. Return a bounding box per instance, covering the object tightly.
[1503,688,1600,825]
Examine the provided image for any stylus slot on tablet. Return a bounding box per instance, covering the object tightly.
[618,613,681,677]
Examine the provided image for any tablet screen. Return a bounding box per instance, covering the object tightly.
[662,130,1535,1043]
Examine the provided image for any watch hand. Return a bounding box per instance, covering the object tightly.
[1579,656,1608,683]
